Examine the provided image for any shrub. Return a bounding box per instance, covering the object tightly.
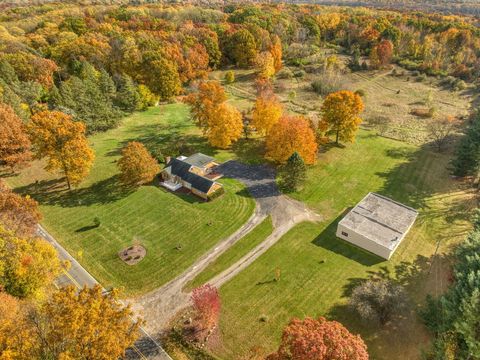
[453,79,467,91]
[224,70,235,84]
[416,74,427,82]
[354,89,366,97]
[293,69,306,79]
[93,216,101,227]
[207,186,225,201]
[310,72,344,96]
[276,68,293,79]
[259,315,269,322]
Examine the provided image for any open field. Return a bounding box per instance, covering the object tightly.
[7,105,256,295]
[214,63,472,145]
[213,131,476,359]
[186,216,273,290]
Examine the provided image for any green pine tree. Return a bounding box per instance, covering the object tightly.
[115,74,141,112]
[279,152,307,192]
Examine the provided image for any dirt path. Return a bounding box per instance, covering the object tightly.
[132,161,320,334]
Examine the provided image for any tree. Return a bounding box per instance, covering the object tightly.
[270,35,283,73]
[251,93,283,135]
[0,180,42,238]
[118,142,160,186]
[144,57,181,101]
[427,116,460,151]
[349,279,408,325]
[226,29,258,67]
[28,110,95,189]
[208,103,243,148]
[30,285,142,360]
[0,292,36,358]
[115,74,141,112]
[279,152,307,192]
[370,40,394,69]
[266,115,318,165]
[320,90,364,144]
[255,51,275,79]
[185,81,242,148]
[0,103,31,171]
[191,284,221,331]
[0,225,63,299]
[452,114,480,177]
[185,81,227,131]
[267,316,369,360]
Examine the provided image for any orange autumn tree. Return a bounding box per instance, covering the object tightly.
[0,103,32,171]
[185,81,243,149]
[0,180,41,238]
[270,35,283,73]
[28,110,94,189]
[251,93,283,135]
[267,317,369,360]
[371,39,394,69]
[0,293,36,358]
[30,285,142,359]
[266,115,318,164]
[320,90,364,145]
[118,142,160,187]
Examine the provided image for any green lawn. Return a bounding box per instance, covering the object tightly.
[186,216,273,290]
[7,104,256,295]
[214,131,475,360]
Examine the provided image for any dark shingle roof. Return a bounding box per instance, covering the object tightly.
[167,158,215,193]
[184,153,215,168]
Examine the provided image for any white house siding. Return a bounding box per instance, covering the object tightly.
[336,224,394,259]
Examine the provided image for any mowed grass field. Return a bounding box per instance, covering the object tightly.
[186,216,273,290]
[7,104,255,295]
[214,131,475,360]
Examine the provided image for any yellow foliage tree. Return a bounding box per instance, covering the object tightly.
[320,90,364,144]
[31,285,142,360]
[28,111,95,189]
[207,103,243,149]
[252,94,283,135]
[185,81,242,148]
[0,292,36,358]
[118,142,160,186]
[270,35,283,73]
[0,225,63,299]
[266,115,318,165]
[255,51,276,79]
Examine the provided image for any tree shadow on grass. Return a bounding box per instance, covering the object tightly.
[311,213,385,267]
[15,175,134,208]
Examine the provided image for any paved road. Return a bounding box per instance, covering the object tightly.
[134,161,321,334]
[37,225,172,360]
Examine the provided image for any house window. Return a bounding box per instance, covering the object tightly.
[341,231,349,237]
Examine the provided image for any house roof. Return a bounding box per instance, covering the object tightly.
[339,193,418,250]
[184,153,215,168]
[166,158,216,193]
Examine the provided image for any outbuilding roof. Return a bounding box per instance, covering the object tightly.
[184,153,215,169]
[166,158,216,194]
[339,193,418,250]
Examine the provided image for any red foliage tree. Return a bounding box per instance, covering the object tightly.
[376,39,394,68]
[267,316,369,360]
[191,284,221,331]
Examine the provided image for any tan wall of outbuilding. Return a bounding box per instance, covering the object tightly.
[336,224,395,259]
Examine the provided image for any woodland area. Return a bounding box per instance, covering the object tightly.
[0,1,480,360]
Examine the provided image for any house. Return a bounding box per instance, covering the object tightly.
[336,193,418,259]
[160,153,223,200]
